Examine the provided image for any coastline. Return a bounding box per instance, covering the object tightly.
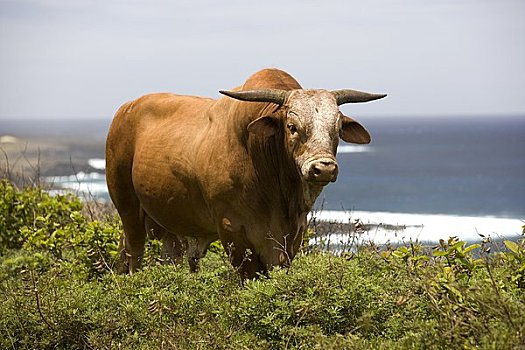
[309,210,523,244]
[43,169,524,245]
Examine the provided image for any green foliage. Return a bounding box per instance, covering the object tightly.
[502,239,525,288]
[1,180,525,349]
[429,236,483,309]
[0,179,81,251]
[432,237,482,278]
[385,242,430,270]
[0,179,121,279]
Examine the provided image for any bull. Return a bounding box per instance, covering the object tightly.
[106,68,385,278]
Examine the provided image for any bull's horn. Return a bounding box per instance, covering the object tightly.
[331,89,387,105]
[219,89,288,105]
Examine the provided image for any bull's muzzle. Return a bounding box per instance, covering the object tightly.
[307,159,338,183]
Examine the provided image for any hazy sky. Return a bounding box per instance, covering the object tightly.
[1,0,524,119]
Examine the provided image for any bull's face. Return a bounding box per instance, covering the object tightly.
[282,90,341,184]
[221,88,383,185]
[280,90,372,185]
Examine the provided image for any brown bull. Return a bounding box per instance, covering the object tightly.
[106,68,385,278]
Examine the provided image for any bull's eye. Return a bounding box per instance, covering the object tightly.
[287,123,298,135]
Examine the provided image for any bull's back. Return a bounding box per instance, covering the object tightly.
[107,92,214,168]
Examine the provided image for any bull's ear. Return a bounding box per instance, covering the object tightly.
[340,115,371,144]
[247,115,279,137]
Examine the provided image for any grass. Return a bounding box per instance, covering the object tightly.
[1,179,524,349]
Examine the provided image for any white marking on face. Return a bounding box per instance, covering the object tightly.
[285,90,340,180]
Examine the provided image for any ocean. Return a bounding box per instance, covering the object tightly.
[2,116,524,242]
[322,115,525,218]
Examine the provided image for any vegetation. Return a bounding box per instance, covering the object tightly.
[1,178,524,349]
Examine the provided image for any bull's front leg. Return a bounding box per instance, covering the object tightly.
[218,224,266,279]
[186,236,217,272]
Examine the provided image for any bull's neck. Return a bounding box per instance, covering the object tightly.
[302,182,324,209]
[246,124,309,221]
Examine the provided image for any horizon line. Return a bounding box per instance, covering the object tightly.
[1,113,525,121]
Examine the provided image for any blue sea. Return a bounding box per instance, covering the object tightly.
[322,115,525,218]
[3,115,524,241]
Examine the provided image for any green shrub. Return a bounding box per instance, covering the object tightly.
[0,179,82,252]
[1,180,525,349]
[0,179,122,278]
[503,239,525,288]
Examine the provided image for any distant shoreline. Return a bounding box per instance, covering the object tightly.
[0,134,105,178]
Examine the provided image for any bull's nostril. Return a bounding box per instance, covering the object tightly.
[309,160,338,182]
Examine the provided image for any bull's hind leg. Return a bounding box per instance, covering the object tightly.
[106,115,150,273]
[186,236,217,272]
[107,168,147,273]
[117,207,147,273]
[161,233,188,265]
[145,215,187,265]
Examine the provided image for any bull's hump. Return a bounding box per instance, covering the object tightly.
[242,68,302,90]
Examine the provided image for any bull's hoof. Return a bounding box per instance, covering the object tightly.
[116,258,131,274]
[188,257,200,273]
[118,249,143,274]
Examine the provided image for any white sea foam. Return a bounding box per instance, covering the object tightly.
[88,158,106,170]
[337,145,374,153]
[45,172,108,199]
[46,171,105,183]
[58,181,108,196]
[309,210,523,244]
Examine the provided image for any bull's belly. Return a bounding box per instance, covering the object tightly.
[139,192,217,237]
[131,161,217,237]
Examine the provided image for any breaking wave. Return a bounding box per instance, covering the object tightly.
[337,145,374,153]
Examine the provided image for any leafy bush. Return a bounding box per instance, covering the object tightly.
[0,179,82,251]
[0,179,121,279]
[502,239,525,288]
[1,180,524,349]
